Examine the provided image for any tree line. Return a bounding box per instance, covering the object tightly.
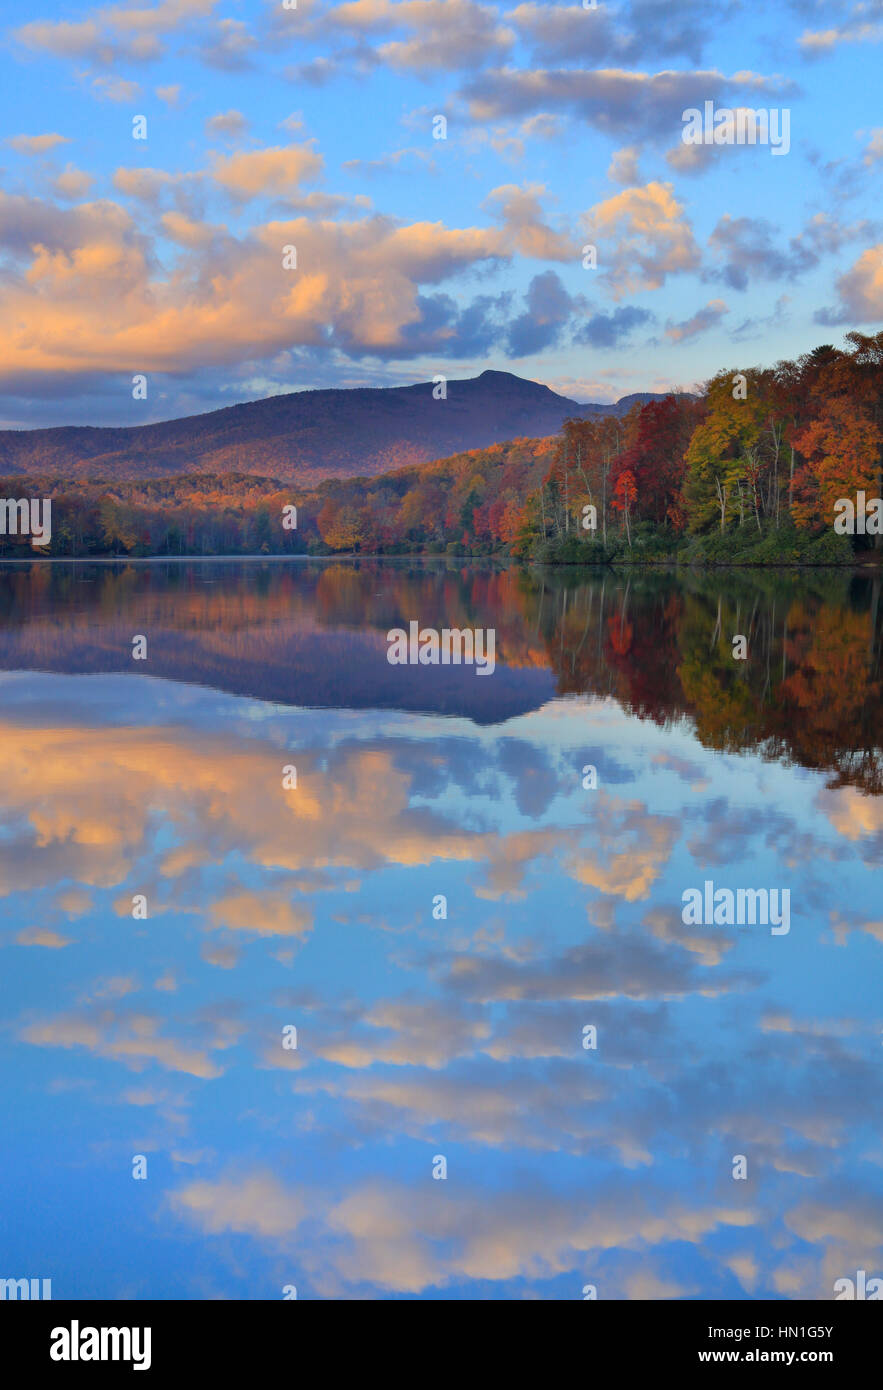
[2,333,881,564]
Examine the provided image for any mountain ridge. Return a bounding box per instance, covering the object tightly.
[0,371,674,483]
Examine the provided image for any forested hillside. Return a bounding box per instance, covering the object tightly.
[1,335,880,565]
[0,371,660,483]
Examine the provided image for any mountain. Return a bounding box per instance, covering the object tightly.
[0,371,672,484]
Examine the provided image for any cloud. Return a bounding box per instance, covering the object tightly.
[861,128,883,165]
[159,211,226,248]
[573,303,654,347]
[209,890,313,939]
[52,165,95,200]
[815,244,883,324]
[6,133,71,155]
[299,1060,608,1152]
[0,187,513,375]
[328,0,515,72]
[607,145,643,187]
[171,1173,306,1236]
[817,785,883,842]
[15,0,220,66]
[343,146,435,176]
[21,1008,225,1078]
[708,215,818,290]
[507,270,576,355]
[583,181,700,298]
[209,144,323,199]
[291,997,492,1071]
[15,927,72,947]
[666,107,796,176]
[507,2,618,64]
[623,1269,692,1299]
[155,83,182,107]
[664,139,719,174]
[111,166,181,203]
[800,5,883,56]
[205,109,250,140]
[169,1168,754,1293]
[459,67,793,142]
[437,932,752,1003]
[665,298,728,342]
[15,18,116,64]
[199,17,258,70]
[484,183,576,260]
[90,75,141,101]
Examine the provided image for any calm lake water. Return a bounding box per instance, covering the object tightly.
[1,558,881,1300]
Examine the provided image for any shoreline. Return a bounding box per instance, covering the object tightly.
[0,552,880,570]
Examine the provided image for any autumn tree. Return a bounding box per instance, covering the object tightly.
[683,371,768,532]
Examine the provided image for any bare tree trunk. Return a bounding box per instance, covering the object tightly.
[602,468,608,546]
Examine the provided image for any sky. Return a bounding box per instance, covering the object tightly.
[1,0,882,428]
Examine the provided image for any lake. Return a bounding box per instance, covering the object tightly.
[1,558,881,1300]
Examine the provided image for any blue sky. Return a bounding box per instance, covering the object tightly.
[1,0,882,428]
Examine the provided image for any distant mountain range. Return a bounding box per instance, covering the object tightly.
[0,371,671,483]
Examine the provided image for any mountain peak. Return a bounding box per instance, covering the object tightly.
[474,369,557,394]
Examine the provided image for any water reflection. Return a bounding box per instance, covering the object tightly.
[1,559,881,1299]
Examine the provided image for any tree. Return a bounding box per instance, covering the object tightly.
[612,469,637,546]
[611,394,700,526]
[683,371,767,532]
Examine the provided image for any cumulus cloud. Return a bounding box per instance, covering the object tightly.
[581,181,700,298]
[0,176,595,376]
[815,244,883,324]
[159,210,226,248]
[483,183,577,260]
[52,164,95,200]
[209,143,323,200]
